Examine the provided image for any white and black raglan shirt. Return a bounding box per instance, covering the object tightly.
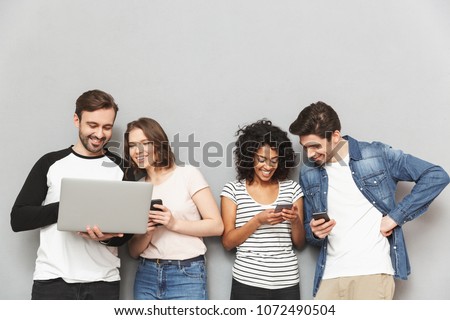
[11,147,134,283]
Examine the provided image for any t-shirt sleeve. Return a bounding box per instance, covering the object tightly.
[11,152,61,232]
[291,180,304,203]
[220,181,237,204]
[186,166,209,197]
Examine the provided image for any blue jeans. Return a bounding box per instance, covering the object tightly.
[134,256,207,300]
[31,277,120,300]
[230,278,300,300]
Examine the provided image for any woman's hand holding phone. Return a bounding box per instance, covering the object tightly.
[149,199,163,227]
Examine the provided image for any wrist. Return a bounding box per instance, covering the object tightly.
[253,213,263,227]
[167,218,177,232]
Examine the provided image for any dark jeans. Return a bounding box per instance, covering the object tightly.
[31,277,120,300]
[230,278,300,300]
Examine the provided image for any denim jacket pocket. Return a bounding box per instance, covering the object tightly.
[304,184,321,213]
[361,170,390,201]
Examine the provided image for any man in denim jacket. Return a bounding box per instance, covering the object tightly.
[289,101,449,299]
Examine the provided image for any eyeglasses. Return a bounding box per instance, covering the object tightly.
[128,141,153,151]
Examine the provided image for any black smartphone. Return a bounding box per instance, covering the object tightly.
[312,211,330,222]
[274,203,293,213]
[150,199,163,226]
[150,199,163,211]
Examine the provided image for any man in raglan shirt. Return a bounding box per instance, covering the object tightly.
[11,89,134,300]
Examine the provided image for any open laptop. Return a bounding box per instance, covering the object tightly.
[57,177,153,234]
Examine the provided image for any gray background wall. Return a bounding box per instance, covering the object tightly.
[1,0,449,300]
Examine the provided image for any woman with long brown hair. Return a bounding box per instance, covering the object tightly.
[124,117,223,300]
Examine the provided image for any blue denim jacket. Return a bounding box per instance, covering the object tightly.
[300,136,449,296]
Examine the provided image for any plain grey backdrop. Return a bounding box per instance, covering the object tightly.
[1,0,449,300]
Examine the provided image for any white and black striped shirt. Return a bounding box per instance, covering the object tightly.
[221,179,303,289]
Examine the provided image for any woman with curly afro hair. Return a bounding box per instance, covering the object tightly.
[220,119,305,300]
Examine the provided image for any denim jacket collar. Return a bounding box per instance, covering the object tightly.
[343,135,362,161]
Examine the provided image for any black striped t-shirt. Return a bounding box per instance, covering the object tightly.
[220,179,303,289]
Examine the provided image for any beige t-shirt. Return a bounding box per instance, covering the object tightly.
[140,165,209,260]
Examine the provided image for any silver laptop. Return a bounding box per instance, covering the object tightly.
[57,177,153,234]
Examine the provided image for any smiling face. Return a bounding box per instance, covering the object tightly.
[127,128,155,170]
[253,145,279,183]
[299,131,342,166]
[73,108,116,156]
